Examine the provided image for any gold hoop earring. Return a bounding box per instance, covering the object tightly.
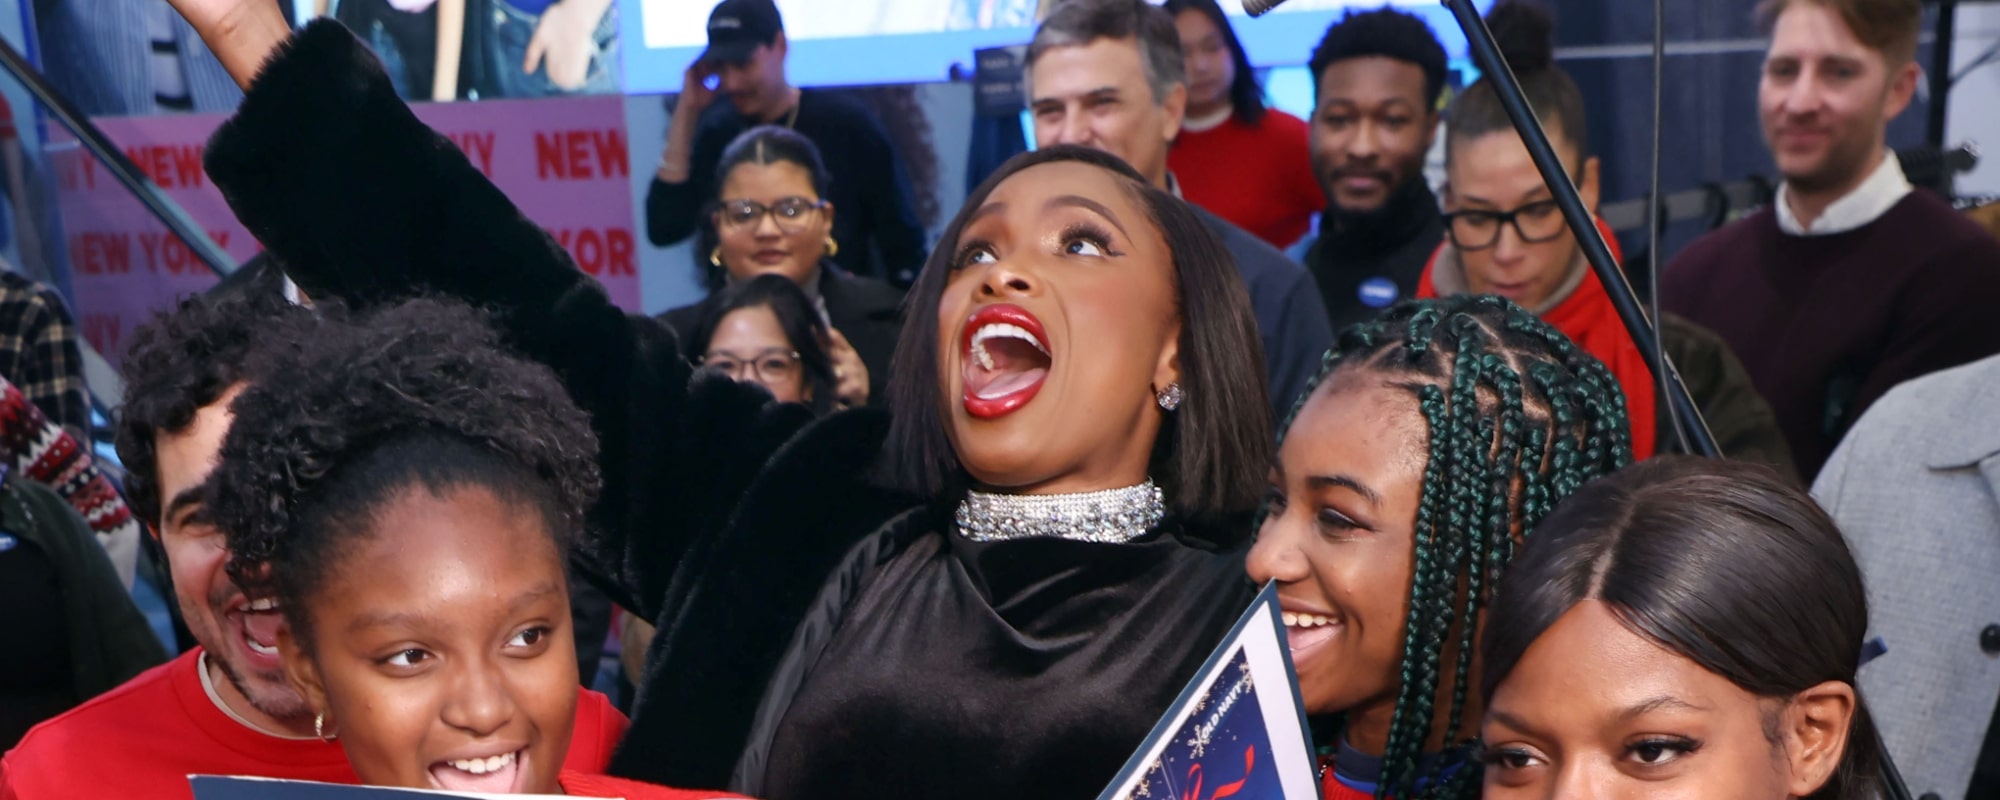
[824,236,839,259]
[315,712,338,742]
[709,247,724,268]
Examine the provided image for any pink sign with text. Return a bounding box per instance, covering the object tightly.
[52,95,641,364]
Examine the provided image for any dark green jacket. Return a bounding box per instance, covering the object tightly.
[6,475,166,703]
[1658,313,1799,480]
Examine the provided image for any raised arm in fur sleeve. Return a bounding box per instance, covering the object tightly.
[199,19,806,623]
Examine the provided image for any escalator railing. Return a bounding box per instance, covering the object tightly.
[0,35,236,279]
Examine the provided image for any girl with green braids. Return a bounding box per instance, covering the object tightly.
[1248,294,1633,799]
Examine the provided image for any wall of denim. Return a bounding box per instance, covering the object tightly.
[475,0,618,99]
[334,0,618,101]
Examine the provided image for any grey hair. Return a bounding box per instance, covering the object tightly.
[1026,0,1187,104]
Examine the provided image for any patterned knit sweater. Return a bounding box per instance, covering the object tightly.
[0,376,141,586]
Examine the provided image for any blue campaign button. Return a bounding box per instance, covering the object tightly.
[1358,277,1400,308]
[0,533,15,553]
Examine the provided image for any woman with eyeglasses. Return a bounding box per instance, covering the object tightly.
[1414,1,1792,471]
[660,126,901,409]
[691,274,846,412]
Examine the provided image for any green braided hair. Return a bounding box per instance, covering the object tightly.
[1277,295,1633,799]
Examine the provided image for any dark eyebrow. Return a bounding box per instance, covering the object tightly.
[1621,695,1710,720]
[1030,86,1119,107]
[1461,185,1554,210]
[1321,97,1418,113]
[163,486,205,526]
[1044,195,1131,240]
[347,581,564,634]
[1306,474,1383,508]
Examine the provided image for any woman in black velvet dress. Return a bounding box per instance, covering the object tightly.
[168,2,1277,797]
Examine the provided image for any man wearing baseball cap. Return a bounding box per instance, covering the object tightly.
[647,0,925,284]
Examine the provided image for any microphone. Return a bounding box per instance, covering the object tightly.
[1241,0,1288,17]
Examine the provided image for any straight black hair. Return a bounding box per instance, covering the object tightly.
[1161,0,1267,125]
[697,126,836,291]
[1482,456,1885,800]
[690,273,839,416]
[883,145,1270,535]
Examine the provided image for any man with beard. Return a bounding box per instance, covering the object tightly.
[0,288,346,799]
[1662,0,2000,481]
[0,286,629,799]
[1287,8,1449,332]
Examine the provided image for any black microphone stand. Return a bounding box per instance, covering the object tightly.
[1439,4,1914,799]
[1440,0,1718,458]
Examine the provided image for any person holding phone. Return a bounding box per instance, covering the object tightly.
[646,0,925,283]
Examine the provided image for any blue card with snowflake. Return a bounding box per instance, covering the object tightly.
[1099,582,1319,800]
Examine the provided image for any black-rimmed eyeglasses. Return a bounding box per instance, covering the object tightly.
[1443,199,1568,251]
[714,197,826,234]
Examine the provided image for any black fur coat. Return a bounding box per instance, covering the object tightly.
[204,20,916,787]
[203,21,1257,797]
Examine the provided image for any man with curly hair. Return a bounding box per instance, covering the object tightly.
[0,286,628,799]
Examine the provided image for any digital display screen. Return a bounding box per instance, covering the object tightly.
[622,0,1489,93]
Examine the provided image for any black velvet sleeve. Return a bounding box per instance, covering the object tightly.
[200,20,798,623]
[613,412,919,787]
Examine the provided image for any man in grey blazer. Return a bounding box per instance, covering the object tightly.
[1814,352,2000,800]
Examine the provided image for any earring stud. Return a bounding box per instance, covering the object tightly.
[1157,383,1184,411]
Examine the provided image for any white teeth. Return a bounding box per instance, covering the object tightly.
[246,598,279,612]
[448,751,515,775]
[969,323,1049,371]
[1284,613,1339,629]
[245,638,278,656]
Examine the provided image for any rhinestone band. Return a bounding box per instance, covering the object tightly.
[955,479,1165,544]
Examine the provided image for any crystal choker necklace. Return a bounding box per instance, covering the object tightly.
[955,479,1164,544]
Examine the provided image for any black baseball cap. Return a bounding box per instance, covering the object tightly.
[700,0,785,67]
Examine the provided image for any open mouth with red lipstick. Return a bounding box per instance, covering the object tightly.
[961,304,1052,419]
[429,747,527,794]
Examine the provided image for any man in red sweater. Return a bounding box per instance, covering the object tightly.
[0,286,626,799]
[1661,0,2000,480]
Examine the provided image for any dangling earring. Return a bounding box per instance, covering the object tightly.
[1156,383,1184,411]
[824,236,840,259]
[315,712,337,743]
[709,247,724,268]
